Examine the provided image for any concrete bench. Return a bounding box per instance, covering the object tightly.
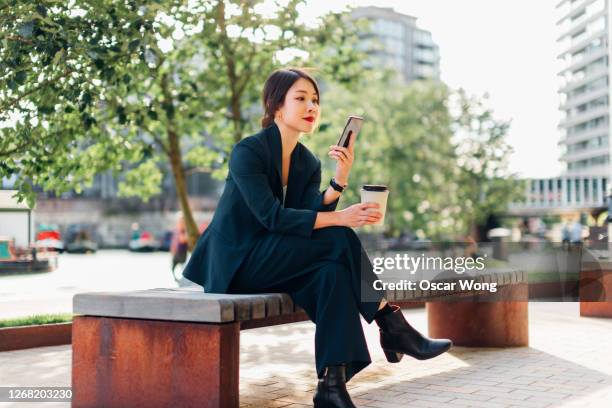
[71,268,527,408]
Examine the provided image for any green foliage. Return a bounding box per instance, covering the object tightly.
[451,90,525,230]
[1,0,174,205]
[305,74,522,239]
[117,158,163,201]
[1,1,519,241]
[0,0,367,226]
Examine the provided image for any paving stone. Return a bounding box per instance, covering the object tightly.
[488,396,551,407]
[424,384,481,394]
[447,398,509,408]
[508,389,571,400]
[2,303,612,408]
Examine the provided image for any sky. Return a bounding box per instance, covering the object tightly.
[302,0,565,179]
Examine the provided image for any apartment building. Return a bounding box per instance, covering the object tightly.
[557,0,609,177]
[350,6,440,83]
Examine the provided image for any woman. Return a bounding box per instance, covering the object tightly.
[183,68,451,408]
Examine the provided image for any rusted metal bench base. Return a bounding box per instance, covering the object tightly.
[427,283,529,347]
[580,268,612,318]
[72,316,240,408]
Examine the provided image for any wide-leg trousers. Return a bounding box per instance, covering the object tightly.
[227,226,385,382]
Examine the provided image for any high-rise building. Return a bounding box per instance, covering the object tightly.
[350,6,440,83]
[508,0,610,214]
[557,0,609,177]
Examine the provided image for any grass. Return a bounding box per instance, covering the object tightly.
[0,313,73,328]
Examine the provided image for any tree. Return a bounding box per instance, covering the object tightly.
[306,74,523,240]
[451,89,525,241]
[306,72,464,239]
[0,0,367,248]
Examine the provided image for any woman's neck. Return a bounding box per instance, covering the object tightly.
[274,119,301,158]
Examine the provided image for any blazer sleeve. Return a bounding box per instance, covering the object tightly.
[301,159,339,212]
[229,141,317,238]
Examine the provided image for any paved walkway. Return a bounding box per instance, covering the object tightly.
[1,303,611,407]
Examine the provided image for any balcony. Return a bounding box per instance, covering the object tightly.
[559,65,607,94]
[560,84,608,111]
[560,144,609,163]
[557,29,606,59]
[558,104,609,128]
[558,47,607,75]
[559,124,608,145]
[564,162,610,177]
[556,0,602,26]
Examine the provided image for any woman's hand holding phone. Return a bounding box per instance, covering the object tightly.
[338,203,382,227]
[328,133,355,185]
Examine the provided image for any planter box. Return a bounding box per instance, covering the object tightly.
[0,322,72,351]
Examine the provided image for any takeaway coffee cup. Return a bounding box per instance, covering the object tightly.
[360,185,389,226]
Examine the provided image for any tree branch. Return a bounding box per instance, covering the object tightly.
[0,50,135,113]
[4,35,34,45]
[0,64,83,113]
[151,133,170,156]
[0,141,30,159]
[236,46,257,96]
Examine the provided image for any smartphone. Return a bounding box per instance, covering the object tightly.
[337,115,364,148]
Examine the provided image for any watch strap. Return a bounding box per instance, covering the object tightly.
[330,178,346,193]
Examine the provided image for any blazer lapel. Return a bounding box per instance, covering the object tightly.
[285,145,303,208]
[263,122,307,207]
[264,123,283,199]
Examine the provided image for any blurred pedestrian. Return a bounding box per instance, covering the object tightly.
[170,217,188,279]
[570,219,583,245]
[561,222,570,251]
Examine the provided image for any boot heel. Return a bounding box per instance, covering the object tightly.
[384,350,403,363]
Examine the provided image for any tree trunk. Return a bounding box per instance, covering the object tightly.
[215,1,245,144]
[468,220,487,243]
[160,73,200,250]
[231,96,242,144]
[167,129,200,250]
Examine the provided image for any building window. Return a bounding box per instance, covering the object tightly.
[373,19,404,39]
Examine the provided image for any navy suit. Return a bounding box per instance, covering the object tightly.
[183,123,384,382]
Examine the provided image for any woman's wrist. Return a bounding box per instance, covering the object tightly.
[335,209,346,226]
[314,211,344,229]
[334,175,348,186]
[322,185,342,205]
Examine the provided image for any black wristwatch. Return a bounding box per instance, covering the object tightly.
[330,178,347,193]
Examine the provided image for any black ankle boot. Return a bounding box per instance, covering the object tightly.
[313,365,356,408]
[375,305,452,363]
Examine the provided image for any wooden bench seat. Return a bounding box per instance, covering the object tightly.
[71,268,527,407]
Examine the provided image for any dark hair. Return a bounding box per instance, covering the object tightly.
[261,68,320,128]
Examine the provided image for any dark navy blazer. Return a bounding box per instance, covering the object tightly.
[183,123,339,293]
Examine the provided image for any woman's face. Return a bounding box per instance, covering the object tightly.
[275,78,320,134]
